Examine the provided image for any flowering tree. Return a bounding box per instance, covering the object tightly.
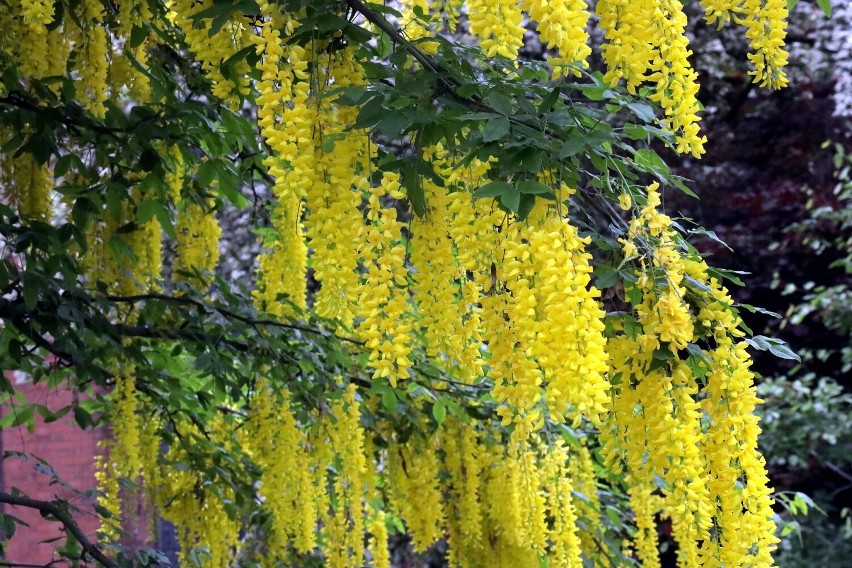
[0,0,800,566]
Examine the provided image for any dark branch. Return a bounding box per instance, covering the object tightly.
[0,492,117,568]
[106,293,364,345]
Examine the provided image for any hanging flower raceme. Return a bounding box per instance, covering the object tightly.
[466,0,525,59]
[541,441,584,568]
[597,0,706,156]
[306,47,368,327]
[167,152,222,285]
[168,0,252,105]
[0,147,52,221]
[251,5,311,316]
[248,381,318,558]
[71,0,109,118]
[155,420,242,568]
[529,209,610,427]
[484,218,544,436]
[604,182,778,566]
[701,0,789,89]
[522,0,592,77]
[387,433,445,552]
[441,420,485,567]
[624,182,695,353]
[399,0,439,54]
[357,172,414,385]
[324,384,369,568]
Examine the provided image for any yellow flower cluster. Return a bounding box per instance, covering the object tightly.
[387,436,446,552]
[93,450,122,542]
[111,0,153,101]
[522,0,591,78]
[400,0,439,54]
[94,366,148,546]
[628,483,663,567]
[368,512,390,568]
[306,48,367,326]
[166,150,222,286]
[741,0,789,89]
[0,0,64,81]
[251,9,313,316]
[168,0,252,105]
[596,0,706,156]
[173,199,221,285]
[410,150,485,381]
[254,195,308,317]
[325,385,368,568]
[0,148,52,220]
[358,172,414,385]
[600,183,778,565]
[484,220,544,436]
[625,182,695,352]
[441,421,484,566]
[701,0,789,89]
[72,0,109,118]
[529,213,609,427]
[248,381,317,558]
[155,422,241,568]
[696,277,779,566]
[466,0,526,59]
[481,201,609,438]
[566,444,604,562]
[19,0,52,29]
[541,441,584,568]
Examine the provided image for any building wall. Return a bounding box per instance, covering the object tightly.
[0,376,104,565]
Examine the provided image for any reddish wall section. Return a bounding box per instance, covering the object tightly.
[0,376,104,565]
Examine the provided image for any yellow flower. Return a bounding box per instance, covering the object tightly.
[523,0,592,77]
[466,0,525,59]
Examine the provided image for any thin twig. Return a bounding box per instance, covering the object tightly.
[106,293,364,345]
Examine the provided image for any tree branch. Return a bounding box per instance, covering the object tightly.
[343,0,452,86]
[0,492,117,568]
[106,293,364,345]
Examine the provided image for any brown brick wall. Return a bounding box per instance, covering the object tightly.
[0,376,104,565]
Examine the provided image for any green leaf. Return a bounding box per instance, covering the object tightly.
[402,161,426,217]
[136,199,159,224]
[482,117,510,142]
[54,154,81,178]
[595,265,619,290]
[516,180,551,195]
[487,90,513,115]
[354,96,385,130]
[605,506,622,529]
[633,148,668,175]
[623,123,649,140]
[73,406,93,429]
[627,102,656,122]
[746,336,800,361]
[538,87,560,114]
[378,112,410,137]
[516,193,536,221]
[432,399,446,425]
[130,24,148,49]
[473,181,511,199]
[500,188,520,212]
[381,387,397,412]
[816,0,831,17]
[767,342,799,361]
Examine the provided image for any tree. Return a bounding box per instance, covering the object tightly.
[0,0,799,566]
